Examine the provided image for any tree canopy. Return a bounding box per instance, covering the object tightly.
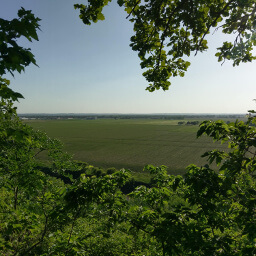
[0,3,256,255]
[75,0,256,91]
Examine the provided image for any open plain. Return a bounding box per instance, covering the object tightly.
[25,118,233,176]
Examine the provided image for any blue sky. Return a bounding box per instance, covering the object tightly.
[2,0,256,114]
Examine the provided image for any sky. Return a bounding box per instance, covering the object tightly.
[1,0,256,114]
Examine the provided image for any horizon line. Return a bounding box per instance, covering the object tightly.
[17,112,247,115]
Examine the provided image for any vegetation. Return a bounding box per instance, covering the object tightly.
[1,2,256,255]
[26,118,228,175]
[75,0,256,91]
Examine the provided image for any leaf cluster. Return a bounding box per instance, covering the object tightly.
[75,0,256,91]
[0,7,40,76]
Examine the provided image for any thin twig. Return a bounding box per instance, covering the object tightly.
[126,0,141,19]
[155,3,182,70]
[64,208,81,255]
[23,214,48,254]
[195,0,236,56]
[22,193,48,255]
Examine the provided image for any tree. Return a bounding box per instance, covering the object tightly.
[73,2,256,254]
[1,3,256,256]
[0,10,135,255]
[127,119,256,255]
[75,0,256,91]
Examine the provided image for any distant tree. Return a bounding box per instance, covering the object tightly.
[186,121,199,125]
[75,0,256,91]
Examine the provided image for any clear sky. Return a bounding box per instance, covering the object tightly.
[2,0,256,114]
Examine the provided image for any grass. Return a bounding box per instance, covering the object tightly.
[26,118,228,178]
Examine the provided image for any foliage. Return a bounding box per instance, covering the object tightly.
[0,7,39,76]
[75,0,256,91]
[1,4,256,256]
[125,118,256,255]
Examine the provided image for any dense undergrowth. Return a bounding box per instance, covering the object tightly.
[1,96,256,255]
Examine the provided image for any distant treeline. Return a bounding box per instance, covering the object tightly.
[178,121,199,125]
[18,113,245,120]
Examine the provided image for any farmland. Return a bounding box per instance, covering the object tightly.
[24,117,238,176]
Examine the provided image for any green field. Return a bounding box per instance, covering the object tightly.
[25,118,230,176]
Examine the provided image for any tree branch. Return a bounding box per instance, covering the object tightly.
[14,186,18,210]
[155,3,182,71]
[22,194,49,255]
[195,0,236,56]
[33,148,45,158]
[126,0,141,19]
[64,209,80,255]
[22,214,48,255]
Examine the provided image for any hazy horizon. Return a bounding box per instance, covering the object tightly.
[18,112,246,115]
